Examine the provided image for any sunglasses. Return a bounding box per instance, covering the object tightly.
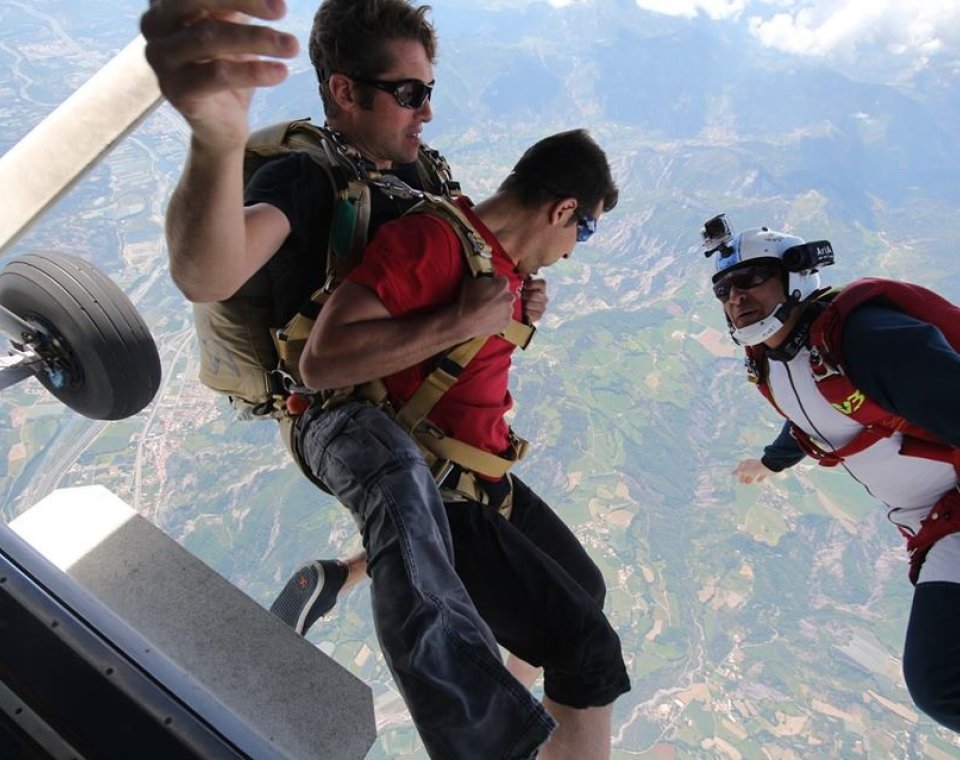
[576,212,597,243]
[351,76,434,109]
[712,263,780,301]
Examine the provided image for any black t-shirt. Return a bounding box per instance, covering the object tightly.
[244,152,426,325]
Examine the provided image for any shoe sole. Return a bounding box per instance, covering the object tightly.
[294,562,325,635]
[269,561,325,636]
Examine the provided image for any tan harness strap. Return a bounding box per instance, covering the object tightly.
[358,197,535,466]
[407,196,494,278]
[393,319,532,435]
[273,287,331,382]
[324,179,371,293]
[501,319,535,350]
[413,424,524,480]
[394,335,487,433]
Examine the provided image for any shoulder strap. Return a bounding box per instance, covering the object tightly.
[278,120,374,292]
[786,278,960,468]
[404,196,495,278]
[416,145,461,198]
[264,121,376,387]
[809,278,960,432]
[395,197,535,427]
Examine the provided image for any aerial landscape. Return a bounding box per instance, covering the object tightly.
[2,0,960,757]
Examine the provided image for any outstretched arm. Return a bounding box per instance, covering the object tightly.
[141,0,299,301]
[761,421,805,471]
[733,421,805,484]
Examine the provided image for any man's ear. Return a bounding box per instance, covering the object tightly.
[327,73,358,111]
[550,197,577,227]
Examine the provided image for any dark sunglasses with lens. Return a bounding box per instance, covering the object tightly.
[713,263,780,301]
[351,76,434,109]
[576,212,597,243]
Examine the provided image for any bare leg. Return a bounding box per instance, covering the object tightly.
[341,550,368,593]
[538,699,612,760]
[505,654,541,690]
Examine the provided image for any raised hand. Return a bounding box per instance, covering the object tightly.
[141,0,299,151]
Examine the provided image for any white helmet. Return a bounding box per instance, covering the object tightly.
[700,214,834,346]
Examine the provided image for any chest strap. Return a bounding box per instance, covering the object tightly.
[394,320,533,432]
[787,420,901,467]
[753,344,960,476]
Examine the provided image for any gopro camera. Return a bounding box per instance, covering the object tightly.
[782,240,835,272]
[701,214,733,257]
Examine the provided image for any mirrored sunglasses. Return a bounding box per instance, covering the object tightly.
[351,76,434,109]
[576,212,597,243]
[712,263,779,301]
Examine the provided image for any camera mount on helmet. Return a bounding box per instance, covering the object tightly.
[781,240,835,272]
[700,213,733,258]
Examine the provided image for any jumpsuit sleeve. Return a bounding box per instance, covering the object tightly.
[760,420,806,472]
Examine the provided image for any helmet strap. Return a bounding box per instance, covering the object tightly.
[728,291,801,347]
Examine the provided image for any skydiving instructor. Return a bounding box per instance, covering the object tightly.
[703,213,960,732]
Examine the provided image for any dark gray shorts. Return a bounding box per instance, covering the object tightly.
[445,476,631,708]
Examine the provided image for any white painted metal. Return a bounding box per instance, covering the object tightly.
[0,36,162,254]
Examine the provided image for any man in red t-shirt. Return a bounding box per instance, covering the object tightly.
[350,197,525,455]
[294,130,630,759]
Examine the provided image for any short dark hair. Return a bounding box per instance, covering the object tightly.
[309,0,437,116]
[498,130,618,216]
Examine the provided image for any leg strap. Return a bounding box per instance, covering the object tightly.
[438,464,514,520]
[904,486,960,585]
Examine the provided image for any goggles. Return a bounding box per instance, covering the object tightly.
[712,263,780,301]
[576,212,597,243]
[351,76,434,109]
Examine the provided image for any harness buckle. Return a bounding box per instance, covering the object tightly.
[809,347,843,382]
[415,419,447,440]
[322,271,337,293]
[265,369,293,396]
[266,368,316,399]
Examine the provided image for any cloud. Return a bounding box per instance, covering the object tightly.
[543,0,959,59]
[545,0,746,16]
[632,0,747,20]
[747,0,960,57]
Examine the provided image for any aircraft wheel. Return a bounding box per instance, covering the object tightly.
[0,252,161,420]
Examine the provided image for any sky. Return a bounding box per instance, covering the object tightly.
[545,0,960,60]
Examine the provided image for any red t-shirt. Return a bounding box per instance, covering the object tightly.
[348,198,524,455]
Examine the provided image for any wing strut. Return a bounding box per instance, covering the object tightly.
[0,36,162,255]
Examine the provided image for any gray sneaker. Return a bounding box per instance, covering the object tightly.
[270,560,348,636]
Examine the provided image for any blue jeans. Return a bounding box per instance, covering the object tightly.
[296,401,556,759]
